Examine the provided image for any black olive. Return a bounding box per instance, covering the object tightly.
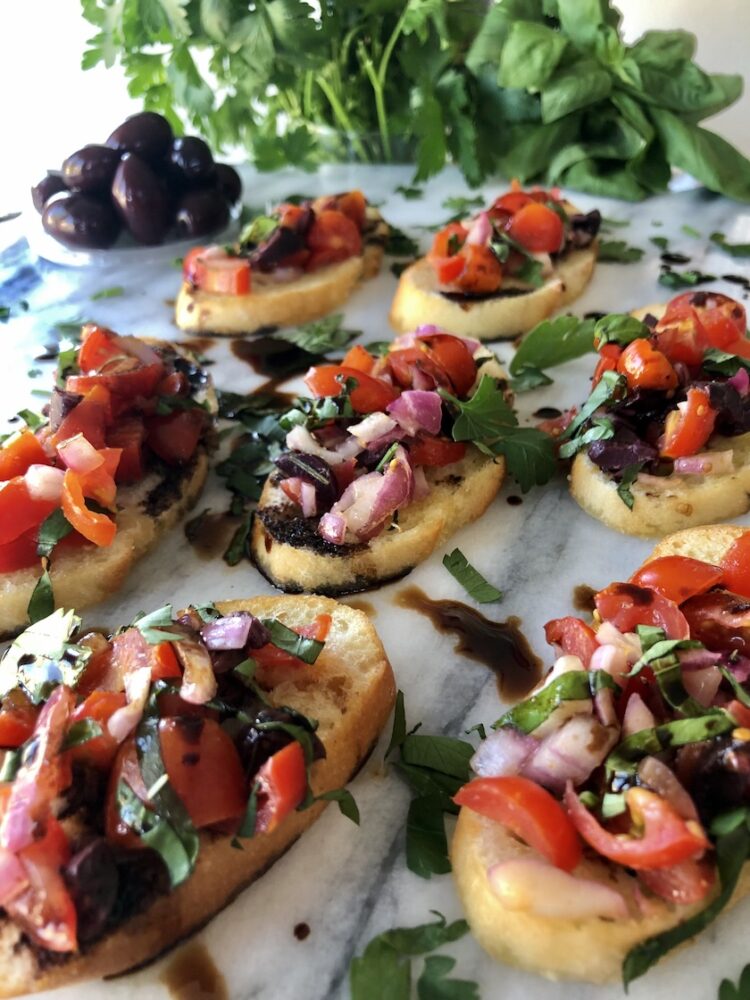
[62,144,121,195]
[31,172,67,214]
[215,163,242,205]
[111,153,170,245]
[106,111,174,164]
[64,839,119,944]
[42,192,121,249]
[174,187,229,238]
[168,136,216,186]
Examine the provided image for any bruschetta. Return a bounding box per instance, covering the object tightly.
[174,191,389,335]
[452,524,750,984]
[250,330,508,595]
[0,324,214,637]
[389,186,600,340]
[0,595,395,996]
[565,290,750,537]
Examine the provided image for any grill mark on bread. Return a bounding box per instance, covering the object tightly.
[255,507,363,557]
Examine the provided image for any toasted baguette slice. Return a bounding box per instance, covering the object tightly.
[1,595,396,997]
[570,300,750,537]
[451,525,750,983]
[175,212,387,336]
[251,447,505,595]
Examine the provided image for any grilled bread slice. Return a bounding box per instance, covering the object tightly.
[175,211,388,336]
[251,446,505,595]
[0,595,396,997]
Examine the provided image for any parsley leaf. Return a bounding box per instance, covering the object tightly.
[509,315,596,376]
[275,313,361,355]
[395,185,424,200]
[720,964,750,1000]
[417,955,479,999]
[508,365,553,393]
[597,240,645,263]
[385,226,420,257]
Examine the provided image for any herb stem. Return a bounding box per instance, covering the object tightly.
[314,76,370,162]
[358,42,390,161]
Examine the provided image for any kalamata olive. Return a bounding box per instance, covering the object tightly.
[215,163,242,206]
[106,111,173,165]
[62,144,121,195]
[174,187,229,238]
[168,136,215,186]
[42,193,121,249]
[31,172,67,214]
[111,153,170,245]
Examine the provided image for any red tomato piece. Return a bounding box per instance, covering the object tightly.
[429,223,468,260]
[66,361,164,401]
[661,387,716,459]
[304,365,398,414]
[630,555,723,605]
[254,741,308,835]
[160,717,246,829]
[70,691,127,769]
[107,415,145,483]
[184,247,251,295]
[595,582,690,639]
[455,244,503,295]
[417,333,477,397]
[0,691,38,748]
[77,324,124,372]
[77,447,121,508]
[666,291,746,345]
[0,431,50,482]
[99,628,181,692]
[616,339,678,391]
[721,531,750,598]
[592,343,622,387]
[51,385,111,451]
[306,210,361,270]
[434,254,466,284]
[507,202,564,253]
[638,857,716,905]
[454,776,582,872]
[146,410,204,465]
[0,529,40,572]
[543,617,598,667]
[565,784,709,870]
[492,191,534,215]
[0,478,58,545]
[341,344,375,374]
[61,470,116,547]
[654,305,708,367]
[334,190,367,229]
[407,438,466,467]
[728,699,750,728]
[253,614,332,688]
[681,590,750,654]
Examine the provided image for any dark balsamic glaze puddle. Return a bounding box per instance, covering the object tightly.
[179,336,216,356]
[660,251,691,266]
[184,510,241,559]
[573,584,597,614]
[230,332,335,380]
[161,942,228,999]
[395,585,541,700]
[294,922,311,940]
[533,407,562,420]
[723,274,750,294]
[506,495,523,506]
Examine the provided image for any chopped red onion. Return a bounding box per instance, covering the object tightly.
[386,390,442,436]
[412,465,430,501]
[470,728,539,778]
[24,465,65,503]
[118,335,162,368]
[488,859,627,919]
[200,612,254,651]
[523,716,617,791]
[412,367,436,391]
[0,847,27,907]
[728,367,750,396]
[286,425,361,465]
[325,445,413,542]
[108,666,152,742]
[594,686,617,727]
[637,757,698,820]
[682,664,722,706]
[674,450,733,475]
[174,638,217,705]
[678,648,723,670]
[56,433,104,475]
[300,480,317,517]
[622,692,655,737]
[348,412,398,446]
[465,211,491,246]
[589,643,630,683]
[319,511,347,545]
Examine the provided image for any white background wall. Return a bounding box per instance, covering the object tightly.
[2,0,749,211]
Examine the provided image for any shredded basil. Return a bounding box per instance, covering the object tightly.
[260,619,324,664]
[27,570,54,625]
[132,605,185,644]
[494,671,593,734]
[117,781,196,887]
[36,509,73,559]
[606,713,735,779]
[442,548,502,603]
[62,719,103,750]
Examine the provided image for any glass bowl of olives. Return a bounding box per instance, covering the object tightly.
[29,112,243,267]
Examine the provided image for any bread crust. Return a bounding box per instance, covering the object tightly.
[1,595,396,997]
[451,525,750,983]
[250,447,505,595]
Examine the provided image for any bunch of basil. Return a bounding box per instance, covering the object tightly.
[80,0,750,201]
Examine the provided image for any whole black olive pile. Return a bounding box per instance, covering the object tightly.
[32,111,242,251]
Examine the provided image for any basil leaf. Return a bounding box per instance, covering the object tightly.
[442,548,502,603]
[276,314,361,355]
[617,462,645,510]
[37,509,73,559]
[117,780,196,888]
[27,570,54,625]
[682,224,701,238]
[307,787,360,824]
[623,826,750,986]
[132,605,184,644]
[223,512,253,566]
[0,748,21,783]
[628,637,702,676]
[710,231,750,258]
[62,718,103,750]
[260,619,324,664]
[494,671,592,734]
[509,315,596,376]
[606,713,735,778]
[238,780,260,838]
[722,667,750,709]
[17,409,45,431]
[386,690,409,759]
[400,734,474,781]
[395,185,424,200]
[559,370,625,443]
[239,214,278,246]
[417,954,479,1000]
[593,314,650,348]
[406,795,452,878]
[558,416,614,459]
[441,195,484,216]
[601,792,627,818]
[702,348,750,378]
[597,240,644,263]
[508,365,553,393]
[650,235,669,251]
[658,268,717,289]
[711,807,750,837]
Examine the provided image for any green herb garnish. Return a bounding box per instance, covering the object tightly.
[710,231,750,258]
[442,548,502,604]
[597,240,645,263]
[91,285,125,300]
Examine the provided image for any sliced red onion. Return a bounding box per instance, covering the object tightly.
[319,511,347,545]
[118,335,162,368]
[523,716,617,791]
[412,367,436,392]
[470,728,539,778]
[386,390,443,437]
[300,480,317,517]
[637,757,698,820]
[595,622,642,665]
[674,450,733,476]
[466,211,491,246]
[325,445,413,542]
[727,656,750,682]
[174,638,217,705]
[589,643,630,683]
[679,648,723,670]
[412,465,430,501]
[24,465,65,503]
[274,452,337,511]
[0,847,28,907]
[413,325,441,338]
[286,425,361,466]
[107,666,152,743]
[728,367,750,396]
[488,859,627,919]
[348,411,398,446]
[622,692,655,737]
[682,664,722,707]
[200,612,254,651]
[56,433,104,475]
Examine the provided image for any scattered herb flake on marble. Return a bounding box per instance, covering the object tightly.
[597,240,645,263]
[719,962,750,1000]
[710,232,750,258]
[682,224,701,238]
[650,236,669,251]
[601,216,629,228]
[385,226,420,257]
[443,549,502,603]
[395,185,424,200]
[659,268,717,289]
[91,285,125,300]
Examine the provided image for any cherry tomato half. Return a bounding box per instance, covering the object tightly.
[506,202,564,253]
[407,437,466,467]
[594,582,690,639]
[544,617,598,668]
[304,365,398,414]
[617,339,678,391]
[630,555,723,605]
[661,387,716,459]
[721,531,750,598]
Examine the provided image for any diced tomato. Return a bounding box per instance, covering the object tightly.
[160,718,246,829]
[66,360,164,402]
[51,384,111,451]
[253,614,331,688]
[595,582,690,639]
[537,408,576,438]
[341,344,375,374]
[638,857,716,905]
[107,415,145,483]
[592,343,622,387]
[408,437,466,467]
[0,478,58,545]
[429,223,468,261]
[492,191,534,215]
[417,333,477,397]
[70,691,127,769]
[61,470,116,547]
[454,776,582,872]
[681,589,750,654]
[0,691,38,748]
[254,741,308,835]
[387,346,449,392]
[616,339,678,391]
[304,365,398,414]
[507,202,564,253]
[279,477,304,507]
[654,306,708,367]
[184,247,251,295]
[99,628,181,692]
[661,387,716,459]
[334,190,367,229]
[146,409,204,464]
[332,458,356,495]
[434,255,466,284]
[0,431,50,482]
[0,530,40,572]
[77,447,121,508]
[544,617,598,667]
[565,783,709,870]
[156,371,189,397]
[77,324,124,372]
[455,244,503,295]
[727,699,750,728]
[720,532,750,598]
[306,210,361,270]
[105,738,149,850]
[630,555,723,605]
[666,292,746,347]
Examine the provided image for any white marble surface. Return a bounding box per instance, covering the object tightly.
[3,165,750,999]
